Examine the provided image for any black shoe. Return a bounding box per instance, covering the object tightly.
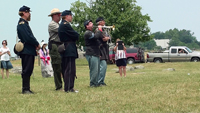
[69,89,79,93]
[22,90,34,94]
[90,84,100,88]
[90,85,97,88]
[100,83,107,87]
[55,87,63,91]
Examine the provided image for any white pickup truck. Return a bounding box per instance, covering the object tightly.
[147,46,200,63]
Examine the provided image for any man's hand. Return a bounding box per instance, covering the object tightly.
[36,45,41,50]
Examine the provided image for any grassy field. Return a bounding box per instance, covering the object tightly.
[0,58,200,112]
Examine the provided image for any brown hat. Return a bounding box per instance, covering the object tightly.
[48,8,62,17]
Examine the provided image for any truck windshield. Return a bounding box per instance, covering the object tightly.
[185,47,192,53]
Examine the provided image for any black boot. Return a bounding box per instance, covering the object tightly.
[22,76,33,94]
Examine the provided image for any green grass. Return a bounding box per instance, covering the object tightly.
[1,59,200,112]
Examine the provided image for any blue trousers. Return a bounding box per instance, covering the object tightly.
[20,54,35,91]
[98,60,107,85]
[85,55,100,86]
[62,57,76,92]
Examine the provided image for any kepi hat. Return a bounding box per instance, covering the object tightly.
[19,5,31,12]
[84,20,92,28]
[48,8,62,17]
[96,17,104,23]
[61,10,73,16]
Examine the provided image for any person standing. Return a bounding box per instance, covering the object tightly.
[17,6,40,94]
[39,40,53,78]
[0,40,13,79]
[58,10,79,93]
[95,17,110,86]
[48,8,63,90]
[113,39,127,77]
[84,20,100,87]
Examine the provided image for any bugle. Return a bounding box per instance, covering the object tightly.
[93,25,115,30]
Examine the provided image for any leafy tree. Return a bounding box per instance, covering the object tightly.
[152,32,165,39]
[179,30,197,44]
[168,37,180,46]
[140,39,156,50]
[70,1,91,47]
[154,46,162,51]
[152,28,200,49]
[186,43,199,50]
[70,0,152,46]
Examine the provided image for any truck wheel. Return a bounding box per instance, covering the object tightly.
[127,58,135,64]
[154,58,162,63]
[192,58,199,62]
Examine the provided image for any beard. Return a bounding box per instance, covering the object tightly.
[27,15,31,21]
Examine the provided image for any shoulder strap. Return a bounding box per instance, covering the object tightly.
[16,28,19,44]
[16,29,23,44]
[16,35,19,44]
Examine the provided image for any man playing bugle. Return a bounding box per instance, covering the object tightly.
[95,17,110,86]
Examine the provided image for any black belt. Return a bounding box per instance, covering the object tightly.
[50,40,63,45]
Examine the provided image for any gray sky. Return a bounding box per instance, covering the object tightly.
[137,0,200,39]
[0,0,200,56]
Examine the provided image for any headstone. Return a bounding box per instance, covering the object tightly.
[134,65,145,69]
[77,49,85,59]
[126,66,134,71]
[11,67,22,74]
[163,68,175,71]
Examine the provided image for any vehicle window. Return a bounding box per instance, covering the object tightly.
[185,47,192,53]
[171,49,177,53]
[178,49,186,53]
[126,49,137,53]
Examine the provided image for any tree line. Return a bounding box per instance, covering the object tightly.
[137,28,200,50]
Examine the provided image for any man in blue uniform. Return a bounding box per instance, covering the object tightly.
[17,6,40,94]
[58,10,79,93]
[84,20,101,87]
[95,17,110,86]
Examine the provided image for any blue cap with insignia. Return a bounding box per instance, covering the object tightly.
[19,5,31,12]
[84,20,92,28]
[96,17,104,23]
[61,10,73,16]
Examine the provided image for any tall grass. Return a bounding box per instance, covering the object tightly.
[0,58,200,112]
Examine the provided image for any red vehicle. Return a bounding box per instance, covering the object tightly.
[109,48,145,64]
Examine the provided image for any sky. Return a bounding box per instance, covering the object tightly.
[0,0,200,56]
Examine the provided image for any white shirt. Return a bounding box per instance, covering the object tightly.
[0,47,10,61]
[115,47,126,60]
